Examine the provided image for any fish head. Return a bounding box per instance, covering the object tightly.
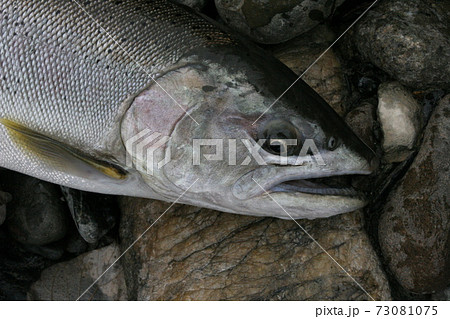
[121,47,378,219]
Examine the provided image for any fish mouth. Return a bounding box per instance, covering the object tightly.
[266,175,360,197]
[232,164,373,201]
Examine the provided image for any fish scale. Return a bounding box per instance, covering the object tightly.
[0,0,232,150]
[0,0,233,187]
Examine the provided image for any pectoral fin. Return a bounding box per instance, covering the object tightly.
[0,118,127,180]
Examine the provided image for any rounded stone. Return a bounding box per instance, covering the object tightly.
[379,95,450,293]
[215,0,345,44]
[350,0,450,89]
[5,175,68,246]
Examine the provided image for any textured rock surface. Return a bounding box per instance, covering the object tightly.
[28,244,127,301]
[350,0,450,89]
[379,95,450,294]
[377,82,423,163]
[273,25,347,115]
[119,198,391,300]
[215,0,345,44]
[345,102,377,151]
[2,174,68,246]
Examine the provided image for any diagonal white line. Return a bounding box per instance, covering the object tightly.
[76,178,199,301]
[252,0,379,126]
[252,177,376,301]
[70,0,199,126]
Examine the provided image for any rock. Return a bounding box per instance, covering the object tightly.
[61,187,119,244]
[27,244,127,301]
[273,25,347,115]
[173,0,208,10]
[0,191,12,226]
[119,198,391,300]
[0,229,50,300]
[345,101,377,151]
[350,0,450,89]
[65,231,88,256]
[2,174,68,246]
[215,0,345,44]
[377,82,423,163]
[23,243,65,261]
[379,95,450,294]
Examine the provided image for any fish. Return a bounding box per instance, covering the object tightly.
[0,0,378,219]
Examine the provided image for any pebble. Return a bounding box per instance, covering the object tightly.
[377,82,423,163]
[349,0,450,89]
[215,0,345,44]
[3,174,68,246]
[119,198,391,300]
[27,244,127,301]
[379,95,450,294]
[273,25,347,115]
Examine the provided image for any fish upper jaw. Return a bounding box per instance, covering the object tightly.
[231,145,375,200]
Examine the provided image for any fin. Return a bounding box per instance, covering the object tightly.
[0,118,127,180]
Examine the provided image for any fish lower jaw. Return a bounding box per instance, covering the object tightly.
[267,177,361,197]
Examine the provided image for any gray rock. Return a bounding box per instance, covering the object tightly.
[173,0,208,10]
[350,0,450,89]
[61,187,118,244]
[345,102,377,151]
[377,82,423,163]
[0,191,12,226]
[215,0,345,44]
[4,175,68,246]
[28,244,127,301]
[379,94,450,294]
[119,198,391,300]
[273,25,347,115]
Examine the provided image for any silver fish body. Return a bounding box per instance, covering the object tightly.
[0,0,377,219]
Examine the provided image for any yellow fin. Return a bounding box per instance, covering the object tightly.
[0,118,127,180]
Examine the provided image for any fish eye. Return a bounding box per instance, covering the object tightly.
[258,120,301,156]
[327,136,339,151]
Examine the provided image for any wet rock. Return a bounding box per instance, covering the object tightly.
[273,25,347,115]
[377,82,423,163]
[350,0,450,89]
[119,198,391,300]
[28,244,127,301]
[0,191,12,226]
[61,187,119,244]
[379,95,450,294]
[345,101,377,151]
[2,174,68,246]
[215,0,345,44]
[173,0,207,10]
